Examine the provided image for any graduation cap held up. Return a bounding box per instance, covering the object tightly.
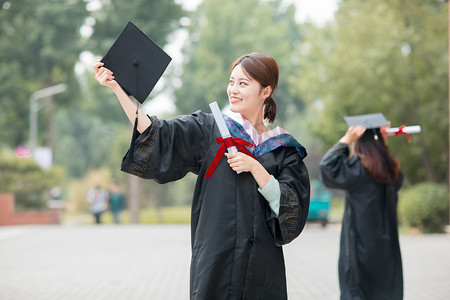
[344,113,421,142]
[100,21,172,104]
[343,113,389,129]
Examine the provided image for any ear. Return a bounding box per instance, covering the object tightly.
[262,86,272,99]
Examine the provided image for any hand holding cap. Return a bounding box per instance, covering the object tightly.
[100,21,172,104]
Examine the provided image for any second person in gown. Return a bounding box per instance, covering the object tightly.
[320,124,403,300]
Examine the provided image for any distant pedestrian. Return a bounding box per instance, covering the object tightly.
[108,183,125,224]
[86,185,108,224]
[319,114,403,300]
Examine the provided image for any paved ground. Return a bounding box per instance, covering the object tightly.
[0,223,449,299]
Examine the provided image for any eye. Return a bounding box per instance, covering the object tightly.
[239,81,247,86]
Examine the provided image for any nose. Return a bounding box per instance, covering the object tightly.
[231,84,239,94]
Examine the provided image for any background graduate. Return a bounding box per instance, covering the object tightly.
[319,114,403,300]
[93,52,310,300]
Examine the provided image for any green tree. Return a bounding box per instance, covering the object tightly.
[0,0,89,147]
[292,0,448,184]
[51,0,185,179]
[53,109,120,178]
[174,0,304,128]
[89,0,184,54]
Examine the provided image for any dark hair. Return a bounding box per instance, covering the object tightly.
[230,53,279,123]
[354,129,401,183]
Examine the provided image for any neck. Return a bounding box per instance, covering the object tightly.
[242,113,268,134]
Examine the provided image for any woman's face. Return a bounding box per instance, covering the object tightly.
[227,64,268,119]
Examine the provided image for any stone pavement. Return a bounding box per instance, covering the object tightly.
[0,223,449,300]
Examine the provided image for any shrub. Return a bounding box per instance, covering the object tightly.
[398,182,449,233]
[0,152,65,210]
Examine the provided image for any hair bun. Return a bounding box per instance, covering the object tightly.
[264,97,277,123]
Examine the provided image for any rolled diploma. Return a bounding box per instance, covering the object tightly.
[384,125,422,135]
[209,102,240,173]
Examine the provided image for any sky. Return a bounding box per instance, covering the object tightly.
[177,0,339,25]
[145,0,339,115]
[291,0,339,25]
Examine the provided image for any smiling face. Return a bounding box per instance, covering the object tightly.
[227,64,271,122]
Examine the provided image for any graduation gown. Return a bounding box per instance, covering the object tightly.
[121,111,310,300]
[319,142,403,300]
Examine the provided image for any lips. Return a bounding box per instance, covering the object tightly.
[230,97,242,103]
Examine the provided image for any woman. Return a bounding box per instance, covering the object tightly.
[86,185,108,224]
[320,125,403,300]
[93,53,310,300]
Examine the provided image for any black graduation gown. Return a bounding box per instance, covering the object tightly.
[319,142,403,300]
[121,111,310,300]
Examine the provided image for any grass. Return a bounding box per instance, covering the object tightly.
[66,200,346,226]
[63,206,191,225]
[329,197,345,222]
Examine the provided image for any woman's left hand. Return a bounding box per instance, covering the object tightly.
[225,152,258,173]
[380,121,391,142]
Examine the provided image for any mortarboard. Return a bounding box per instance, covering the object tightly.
[343,113,389,129]
[100,21,172,103]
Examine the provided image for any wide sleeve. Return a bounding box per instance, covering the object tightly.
[319,142,367,190]
[267,147,310,246]
[394,171,404,192]
[120,111,214,183]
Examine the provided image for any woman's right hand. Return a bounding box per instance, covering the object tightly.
[92,61,151,132]
[339,125,366,145]
[93,61,119,90]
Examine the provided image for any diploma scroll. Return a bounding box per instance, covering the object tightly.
[383,125,421,135]
[205,102,256,177]
[382,125,421,143]
[209,102,238,154]
[209,101,241,174]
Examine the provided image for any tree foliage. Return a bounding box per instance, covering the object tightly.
[53,108,119,178]
[0,0,184,177]
[89,0,184,54]
[0,0,89,147]
[0,0,186,214]
[51,0,184,179]
[292,0,448,184]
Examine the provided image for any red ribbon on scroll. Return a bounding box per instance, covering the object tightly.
[204,137,255,178]
[394,125,411,143]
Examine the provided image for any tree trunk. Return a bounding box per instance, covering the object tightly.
[156,186,164,224]
[421,149,436,182]
[447,2,449,224]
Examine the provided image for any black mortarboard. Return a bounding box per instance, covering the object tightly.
[100,21,172,103]
[343,113,389,129]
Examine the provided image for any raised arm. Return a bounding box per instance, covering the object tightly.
[93,61,151,133]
